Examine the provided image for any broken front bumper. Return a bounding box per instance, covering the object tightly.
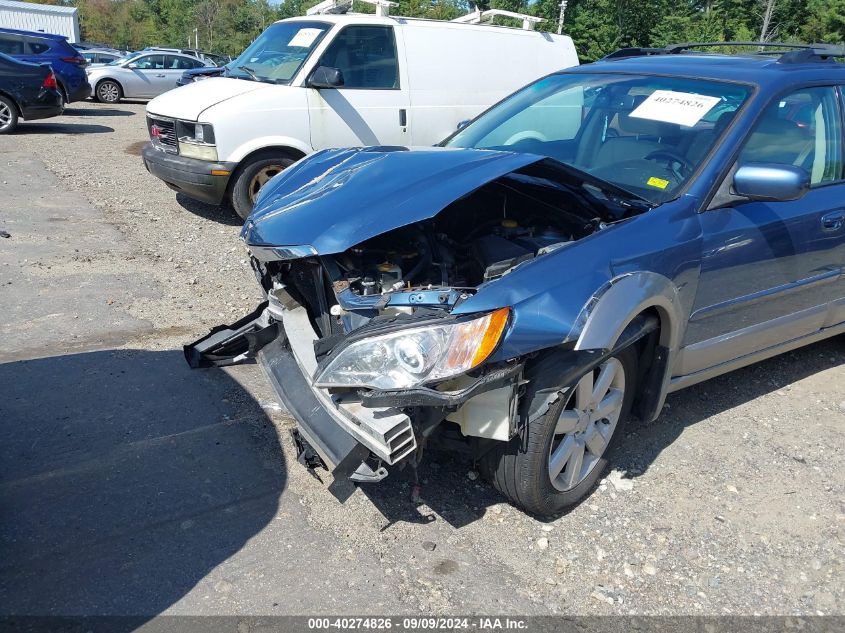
[184,301,418,497]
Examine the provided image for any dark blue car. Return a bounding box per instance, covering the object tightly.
[188,43,845,515]
[0,28,91,103]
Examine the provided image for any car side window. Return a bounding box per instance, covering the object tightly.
[27,41,50,55]
[0,36,24,55]
[738,87,843,186]
[173,56,202,70]
[134,55,164,70]
[317,25,399,89]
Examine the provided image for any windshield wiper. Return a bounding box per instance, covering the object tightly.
[546,158,654,209]
[236,65,259,81]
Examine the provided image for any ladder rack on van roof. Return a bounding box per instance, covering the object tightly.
[305,0,545,30]
[451,8,544,31]
[306,0,396,17]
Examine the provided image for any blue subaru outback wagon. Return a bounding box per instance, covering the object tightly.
[188,43,845,515]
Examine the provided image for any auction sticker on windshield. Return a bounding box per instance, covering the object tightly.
[631,90,721,127]
[288,28,323,48]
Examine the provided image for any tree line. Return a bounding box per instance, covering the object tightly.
[27,0,845,60]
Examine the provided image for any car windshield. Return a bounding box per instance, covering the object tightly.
[445,73,752,203]
[228,20,330,84]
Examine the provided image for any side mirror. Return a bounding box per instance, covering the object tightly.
[127,62,138,69]
[733,163,810,202]
[456,120,470,131]
[307,66,344,89]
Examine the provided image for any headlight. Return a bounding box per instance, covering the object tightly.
[314,308,510,390]
[177,121,217,160]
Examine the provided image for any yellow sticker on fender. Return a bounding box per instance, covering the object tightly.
[647,177,669,189]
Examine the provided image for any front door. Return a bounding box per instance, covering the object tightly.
[683,86,845,374]
[124,54,165,98]
[307,25,410,149]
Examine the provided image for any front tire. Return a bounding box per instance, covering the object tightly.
[230,153,296,220]
[0,96,19,134]
[96,80,122,104]
[481,346,638,516]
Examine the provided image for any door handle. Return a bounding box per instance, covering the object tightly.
[155,74,166,78]
[821,210,845,231]
[399,108,407,127]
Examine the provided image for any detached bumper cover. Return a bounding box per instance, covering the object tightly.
[184,304,414,497]
[142,143,236,206]
[258,335,370,487]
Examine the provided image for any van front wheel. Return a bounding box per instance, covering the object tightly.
[230,153,296,220]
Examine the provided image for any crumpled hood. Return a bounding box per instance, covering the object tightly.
[241,147,542,254]
[146,77,270,121]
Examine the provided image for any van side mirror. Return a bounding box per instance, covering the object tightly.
[456,120,470,131]
[733,163,810,202]
[307,66,344,89]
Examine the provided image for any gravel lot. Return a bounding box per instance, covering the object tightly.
[1,100,844,617]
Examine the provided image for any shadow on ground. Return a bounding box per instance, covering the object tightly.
[19,122,114,135]
[176,193,243,227]
[358,336,845,527]
[63,107,135,117]
[0,349,284,621]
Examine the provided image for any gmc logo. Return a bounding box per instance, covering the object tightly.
[150,124,162,139]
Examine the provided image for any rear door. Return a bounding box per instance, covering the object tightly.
[682,86,845,374]
[307,24,410,148]
[158,55,200,94]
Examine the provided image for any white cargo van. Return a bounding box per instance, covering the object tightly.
[143,12,578,218]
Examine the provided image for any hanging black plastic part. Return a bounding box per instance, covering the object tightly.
[184,301,279,368]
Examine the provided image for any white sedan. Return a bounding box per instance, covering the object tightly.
[87,52,213,103]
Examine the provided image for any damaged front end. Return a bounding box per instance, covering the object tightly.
[186,147,651,498]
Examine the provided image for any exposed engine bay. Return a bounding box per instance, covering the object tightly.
[332,173,606,297]
[255,165,636,344]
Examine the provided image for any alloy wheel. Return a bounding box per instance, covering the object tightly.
[0,100,12,130]
[548,357,626,491]
[98,82,119,103]
[248,165,285,203]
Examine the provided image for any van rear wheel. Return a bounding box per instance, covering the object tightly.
[230,153,296,220]
[480,346,637,516]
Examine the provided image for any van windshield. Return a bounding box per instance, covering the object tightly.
[445,73,751,203]
[229,21,330,84]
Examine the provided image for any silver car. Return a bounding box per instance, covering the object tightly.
[87,52,212,103]
[80,49,125,67]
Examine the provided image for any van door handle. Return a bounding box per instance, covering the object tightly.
[155,74,166,78]
[399,108,407,127]
[821,210,845,231]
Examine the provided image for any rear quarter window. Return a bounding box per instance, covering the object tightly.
[27,41,50,54]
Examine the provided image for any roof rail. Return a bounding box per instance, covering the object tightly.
[602,41,845,63]
[777,45,845,63]
[601,47,671,60]
[452,8,544,31]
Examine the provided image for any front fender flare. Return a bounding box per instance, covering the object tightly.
[575,271,681,352]
[574,272,682,422]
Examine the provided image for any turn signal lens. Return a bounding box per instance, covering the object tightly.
[471,307,510,367]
